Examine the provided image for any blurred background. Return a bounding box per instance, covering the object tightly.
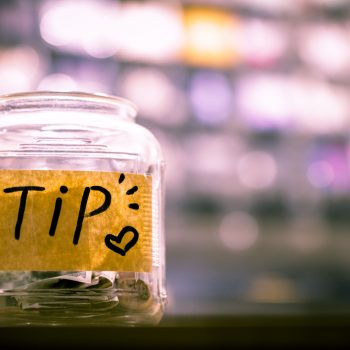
[1,0,350,317]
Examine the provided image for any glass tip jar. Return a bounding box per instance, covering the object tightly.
[0,91,166,326]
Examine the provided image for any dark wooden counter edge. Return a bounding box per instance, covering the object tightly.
[0,315,350,349]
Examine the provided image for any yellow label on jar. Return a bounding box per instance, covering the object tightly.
[0,170,152,272]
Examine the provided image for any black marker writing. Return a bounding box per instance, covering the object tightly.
[3,176,141,258]
[105,226,139,256]
[118,173,125,184]
[49,185,68,237]
[3,186,45,240]
[73,186,111,245]
[126,186,138,195]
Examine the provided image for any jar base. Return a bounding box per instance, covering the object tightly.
[0,291,165,326]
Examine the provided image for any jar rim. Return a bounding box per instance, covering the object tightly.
[0,91,138,119]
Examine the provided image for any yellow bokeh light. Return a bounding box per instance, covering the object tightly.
[183,7,240,68]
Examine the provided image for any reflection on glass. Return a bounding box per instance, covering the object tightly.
[152,132,186,197]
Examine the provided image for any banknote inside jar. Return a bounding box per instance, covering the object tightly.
[0,271,152,312]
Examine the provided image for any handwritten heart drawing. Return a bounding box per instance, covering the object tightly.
[105,226,139,256]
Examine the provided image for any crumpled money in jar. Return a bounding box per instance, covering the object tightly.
[0,271,152,312]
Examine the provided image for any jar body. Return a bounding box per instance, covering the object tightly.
[0,92,166,325]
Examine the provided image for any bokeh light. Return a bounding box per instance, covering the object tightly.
[0,46,43,94]
[117,2,183,63]
[237,19,288,67]
[235,74,292,131]
[219,211,259,251]
[40,0,120,58]
[189,70,232,126]
[38,73,78,91]
[237,151,277,190]
[291,77,350,135]
[120,68,186,125]
[307,160,335,189]
[184,133,244,197]
[298,24,350,77]
[247,274,300,303]
[183,7,239,68]
[307,141,350,191]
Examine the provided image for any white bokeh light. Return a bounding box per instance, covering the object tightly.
[237,19,287,66]
[120,68,186,125]
[235,74,292,130]
[291,77,350,134]
[219,211,259,251]
[298,24,350,77]
[40,0,121,58]
[0,46,43,93]
[237,151,277,189]
[117,2,183,63]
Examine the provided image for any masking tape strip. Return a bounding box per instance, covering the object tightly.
[0,170,152,272]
